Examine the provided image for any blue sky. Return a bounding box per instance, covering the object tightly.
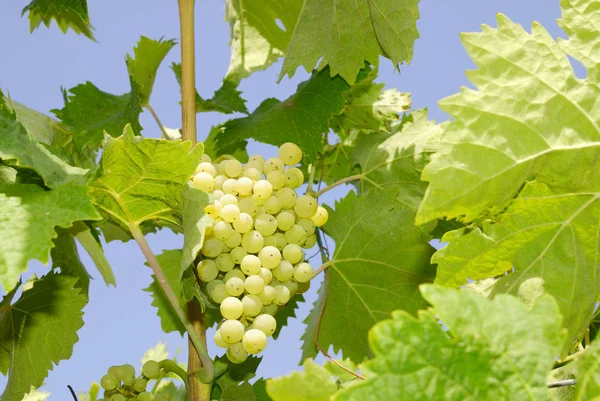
[0,1,564,399]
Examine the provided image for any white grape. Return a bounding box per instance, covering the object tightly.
[282,244,304,264]
[263,157,285,175]
[276,188,297,209]
[220,320,245,343]
[238,197,258,217]
[217,160,228,175]
[262,303,278,316]
[253,180,273,200]
[255,214,278,236]
[220,297,244,320]
[245,275,265,294]
[294,195,318,218]
[206,280,227,303]
[201,237,224,258]
[226,342,248,364]
[221,204,241,223]
[245,160,263,171]
[213,221,233,240]
[230,247,247,264]
[193,172,215,192]
[243,167,262,181]
[220,193,238,206]
[196,162,217,177]
[242,294,263,316]
[204,201,222,219]
[273,260,294,281]
[278,142,303,166]
[259,267,273,284]
[240,255,261,275]
[311,206,329,226]
[224,230,242,248]
[225,277,245,296]
[258,285,275,305]
[263,235,277,248]
[263,196,282,215]
[233,213,253,233]
[273,285,291,305]
[297,218,316,236]
[242,329,267,354]
[252,314,277,337]
[199,154,212,163]
[222,178,239,195]
[224,269,245,282]
[213,329,228,348]
[214,174,227,190]
[267,170,286,190]
[215,253,235,272]
[285,224,307,246]
[272,233,288,251]
[276,211,295,231]
[302,233,317,249]
[252,193,267,206]
[212,189,224,200]
[258,246,282,269]
[241,231,264,253]
[284,168,304,189]
[224,159,243,178]
[248,154,265,167]
[283,280,298,297]
[236,177,254,196]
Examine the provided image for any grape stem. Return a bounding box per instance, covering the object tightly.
[312,260,333,277]
[145,103,169,139]
[306,163,316,194]
[314,174,363,198]
[151,371,166,394]
[158,359,189,388]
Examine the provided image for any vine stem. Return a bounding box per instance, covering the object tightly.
[314,174,363,198]
[178,0,197,144]
[312,260,333,277]
[145,104,169,139]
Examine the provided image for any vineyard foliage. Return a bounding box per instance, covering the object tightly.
[2,0,600,400]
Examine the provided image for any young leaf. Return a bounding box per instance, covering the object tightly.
[266,359,338,401]
[22,387,51,401]
[335,285,566,401]
[22,0,94,40]
[0,272,87,401]
[280,0,420,84]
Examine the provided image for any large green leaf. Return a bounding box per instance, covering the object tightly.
[22,0,94,40]
[89,127,203,235]
[0,182,100,291]
[0,273,87,401]
[334,285,566,401]
[573,338,600,399]
[280,0,420,84]
[266,359,338,401]
[71,223,115,286]
[51,227,91,294]
[180,183,212,275]
[417,6,600,225]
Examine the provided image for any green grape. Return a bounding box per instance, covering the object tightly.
[293,262,313,283]
[137,392,154,401]
[258,285,275,305]
[133,378,148,393]
[107,365,120,377]
[285,224,307,246]
[263,196,282,215]
[224,268,245,282]
[111,395,127,401]
[242,294,263,316]
[263,235,277,248]
[119,364,136,381]
[256,206,266,215]
[259,267,273,285]
[241,231,264,254]
[254,214,278,237]
[248,154,265,166]
[192,172,215,193]
[221,204,241,223]
[214,329,229,348]
[196,259,219,282]
[225,277,245,296]
[297,280,311,294]
[101,374,119,391]
[212,190,224,200]
[311,206,329,227]
[215,253,234,272]
[221,296,244,319]
[224,159,243,178]
[282,244,303,264]
[252,314,277,337]
[230,247,247,264]
[220,193,238,206]
[155,395,168,401]
[122,375,135,387]
[208,280,228,303]
[200,154,212,163]
[213,221,233,240]
[201,237,224,258]
[276,188,297,209]
[104,390,118,399]
[196,162,216,177]
[245,275,265,294]
[273,261,294,281]
[267,170,286,190]
[233,212,254,233]
[214,175,227,190]
[204,201,222,219]
[273,285,291,305]
[259,246,282,270]
[297,219,316,236]
[282,280,298,297]
[142,360,160,379]
[270,279,281,287]
[278,142,303,166]
[284,168,304,189]
[226,342,249,364]
[240,255,261,275]
[238,197,258,217]
[253,180,273,200]
[224,230,242,248]
[222,178,239,195]
[242,329,267,354]
[236,177,254,196]
[272,233,288,251]
[294,195,318,218]
[262,303,278,316]
[220,320,245,343]
[243,167,262,181]
[276,211,295,231]
[302,233,317,249]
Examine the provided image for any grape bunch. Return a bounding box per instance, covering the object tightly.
[98,361,162,401]
[191,142,327,363]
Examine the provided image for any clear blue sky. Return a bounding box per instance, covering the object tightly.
[0,1,563,399]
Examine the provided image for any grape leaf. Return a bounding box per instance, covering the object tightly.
[22,387,51,401]
[71,223,116,286]
[417,7,600,225]
[89,127,203,235]
[572,338,600,399]
[0,182,100,291]
[0,272,87,401]
[154,382,187,401]
[51,227,91,294]
[272,294,304,340]
[180,183,212,276]
[202,125,248,162]
[217,67,349,163]
[266,359,338,401]
[304,143,360,187]
[334,285,566,401]
[210,355,262,401]
[127,37,177,106]
[21,0,94,40]
[280,0,420,84]
[252,379,272,401]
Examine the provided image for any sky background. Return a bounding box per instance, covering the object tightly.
[0,1,565,399]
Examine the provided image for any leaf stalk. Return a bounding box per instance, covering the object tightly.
[314,174,363,198]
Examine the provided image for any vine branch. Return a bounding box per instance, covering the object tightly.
[314,174,363,198]
[313,260,333,277]
[178,0,197,144]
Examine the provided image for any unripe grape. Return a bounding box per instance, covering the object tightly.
[197,259,219,281]
[253,180,273,200]
[107,365,120,377]
[215,253,234,272]
[294,195,318,218]
[224,230,242,248]
[138,392,154,401]
[214,329,229,348]
[142,360,160,379]
[242,329,267,354]
[252,193,267,206]
[294,262,313,283]
[297,280,311,294]
[311,206,329,226]
[262,303,278,316]
[221,204,241,223]
[282,280,298,297]
[302,233,317,249]
[248,154,265,166]
[276,187,297,209]
[220,193,238,205]
[242,294,263,316]
[241,231,264,253]
[220,320,245,343]
[236,177,254,196]
[259,267,273,285]
[222,178,239,195]
[258,285,276,305]
[213,221,233,240]
[200,154,212,163]
[259,246,282,269]
[267,170,286,190]
[272,233,288,251]
[278,142,303,165]
[212,190,224,200]
[233,212,253,233]
[193,172,215,192]
[245,275,265,294]
[263,157,285,175]
[225,277,245,296]
[196,162,217,177]
[226,342,248,364]
[284,168,304,189]
[230,247,247,264]
[263,196,282,215]
[243,167,262,181]
[263,235,277,248]
[282,244,304,264]
[221,297,244,319]
[273,260,294,281]
[201,237,224,258]
[217,160,228,175]
[206,280,227,303]
[276,211,295,231]
[224,269,245,282]
[273,285,291,305]
[111,395,127,401]
[238,197,258,216]
[101,374,118,391]
[241,255,261,275]
[285,224,307,246]
[224,159,243,178]
[133,378,148,393]
[253,314,277,337]
[255,214,278,236]
[297,219,316,236]
[214,174,227,190]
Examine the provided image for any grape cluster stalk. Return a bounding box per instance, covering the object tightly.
[97,361,163,401]
[191,142,328,363]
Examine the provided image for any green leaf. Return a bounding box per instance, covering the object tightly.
[280,0,420,84]
[335,285,566,401]
[202,125,248,162]
[266,359,338,401]
[52,80,143,151]
[210,356,263,401]
[0,182,100,291]
[22,0,94,40]
[22,387,51,401]
[252,379,272,401]
[89,128,203,235]
[127,37,177,105]
[304,143,360,186]
[217,67,349,163]
[272,294,304,340]
[0,272,87,401]
[181,183,212,275]
[417,7,600,225]
[573,338,600,399]
[154,382,187,401]
[51,227,91,294]
[72,223,116,286]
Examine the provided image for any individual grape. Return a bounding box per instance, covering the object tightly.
[276,187,297,209]
[284,168,304,189]
[253,314,277,337]
[238,197,258,217]
[294,195,318,218]
[282,280,298,297]
[258,246,282,269]
[222,178,239,195]
[263,235,277,248]
[233,212,253,233]
[107,365,121,377]
[302,233,317,249]
[192,172,215,192]
[253,180,273,200]
[297,280,311,294]
[200,154,212,163]
[216,253,234,272]
[221,204,241,223]
[230,247,247,264]
[255,214,278,236]
[236,177,254,196]
[272,233,288,251]
[240,255,261,275]
[196,162,217,177]
[258,286,275,305]
[252,194,267,206]
[222,244,232,253]
[217,160,228,175]
[263,157,285,175]
[267,170,286,190]
[142,360,160,379]
[137,392,154,401]
[221,297,244,319]
[248,154,265,166]
[213,221,233,240]
[133,378,148,393]
[214,174,227,190]
[278,142,303,165]
[241,231,264,253]
[220,193,238,206]
[197,259,219,282]
[121,364,135,381]
[242,294,263,316]
[311,206,329,226]
[270,279,281,288]
[258,267,273,285]
[201,237,224,258]
[273,260,294,281]
[224,159,243,178]
[276,211,295,231]
[263,196,282,215]
[243,167,262,181]
[282,244,304,264]
[226,342,248,364]
[101,374,119,391]
[225,277,245,296]
[285,224,307,246]
[207,280,228,303]
[224,230,242,248]
[262,303,278,316]
[293,262,313,283]
[224,268,246,282]
[245,275,265,294]
[111,395,127,401]
[220,320,245,343]
[214,329,229,348]
[212,190,224,200]
[297,219,316,236]
[242,329,267,354]
[273,285,291,305]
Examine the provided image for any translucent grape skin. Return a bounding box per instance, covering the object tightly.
[241,254,261,275]
[293,262,314,283]
[245,275,265,294]
[273,285,291,305]
[214,329,229,348]
[138,392,155,401]
[225,277,245,296]
[258,246,282,269]
[252,314,277,337]
[311,206,329,226]
[282,244,304,264]
[221,296,244,319]
[100,374,119,391]
[242,329,268,354]
[278,142,303,165]
[220,320,245,343]
[142,360,161,379]
[133,378,148,393]
[242,294,263,316]
[227,342,249,364]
